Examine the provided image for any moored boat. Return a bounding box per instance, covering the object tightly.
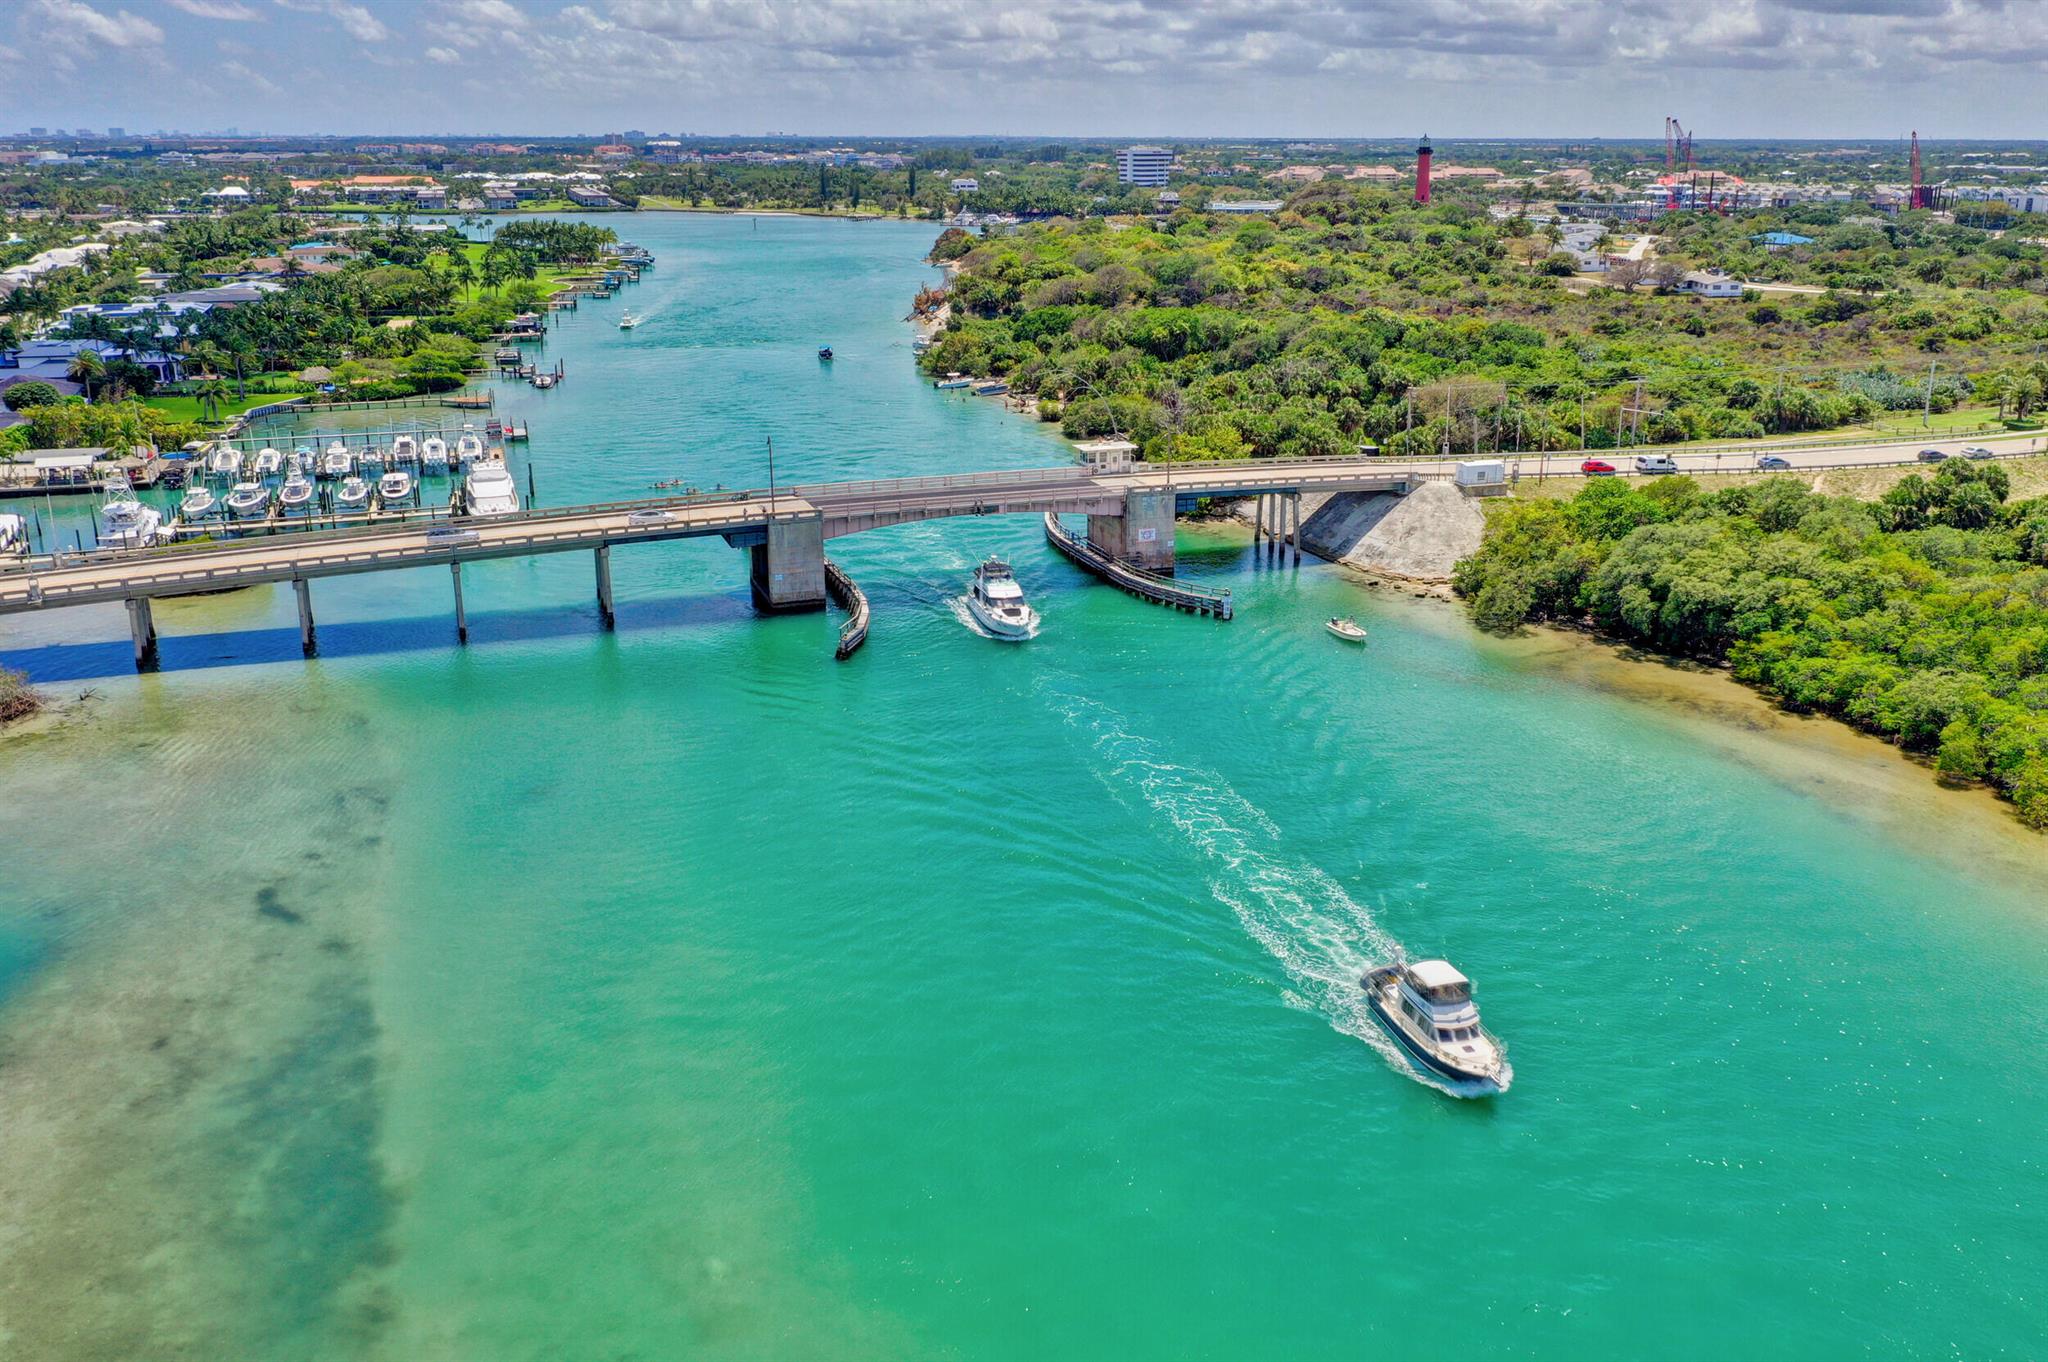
[277,474,315,515]
[391,433,420,466]
[455,428,484,465]
[335,476,371,512]
[97,473,162,550]
[208,445,243,479]
[964,556,1039,640]
[319,448,352,480]
[422,436,451,472]
[934,372,971,390]
[225,480,270,520]
[0,511,26,556]
[463,460,520,517]
[377,470,415,506]
[179,483,219,523]
[1361,958,1509,1094]
[252,446,284,479]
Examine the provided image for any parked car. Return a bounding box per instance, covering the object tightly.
[1634,454,1680,474]
[1962,445,1995,460]
[1754,454,1791,470]
[1580,458,1616,475]
[1917,448,1947,462]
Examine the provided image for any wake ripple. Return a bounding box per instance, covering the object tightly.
[1036,681,1474,1091]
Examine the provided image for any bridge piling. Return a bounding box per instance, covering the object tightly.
[749,514,827,613]
[595,545,615,629]
[125,597,157,672]
[451,562,468,643]
[294,577,316,656]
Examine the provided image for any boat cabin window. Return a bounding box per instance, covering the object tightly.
[1417,981,1471,1004]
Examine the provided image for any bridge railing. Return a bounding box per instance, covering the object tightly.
[792,465,1095,503]
[1042,513,1232,620]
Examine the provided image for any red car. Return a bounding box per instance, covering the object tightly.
[1580,458,1617,475]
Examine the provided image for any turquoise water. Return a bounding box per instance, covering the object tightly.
[3,215,2047,1360]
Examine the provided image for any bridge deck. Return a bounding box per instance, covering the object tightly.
[0,457,1425,617]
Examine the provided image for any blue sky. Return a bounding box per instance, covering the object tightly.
[2,0,2044,140]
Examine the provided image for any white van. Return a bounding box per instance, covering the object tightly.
[1633,454,1679,474]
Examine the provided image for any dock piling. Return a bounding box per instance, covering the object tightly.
[595,545,615,629]
[451,562,467,643]
[294,577,316,656]
[126,597,157,671]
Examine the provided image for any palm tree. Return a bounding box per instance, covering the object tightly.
[67,349,105,403]
[195,377,229,423]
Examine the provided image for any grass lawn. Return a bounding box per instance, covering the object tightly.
[437,241,576,302]
[145,389,302,426]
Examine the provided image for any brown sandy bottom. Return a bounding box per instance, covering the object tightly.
[0,677,403,1360]
[1376,590,2048,895]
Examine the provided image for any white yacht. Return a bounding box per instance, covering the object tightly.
[291,446,318,477]
[225,481,271,520]
[358,444,386,476]
[278,474,315,515]
[252,446,284,479]
[455,427,484,465]
[1362,958,1509,1094]
[422,436,450,471]
[0,511,30,556]
[319,447,352,480]
[463,460,520,517]
[377,470,415,506]
[964,556,1039,640]
[391,433,420,467]
[97,474,162,550]
[208,445,243,479]
[335,476,372,512]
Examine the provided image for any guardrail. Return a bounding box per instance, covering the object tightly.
[1043,513,1231,620]
[822,559,870,659]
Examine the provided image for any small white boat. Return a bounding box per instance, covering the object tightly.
[179,483,219,522]
[0,511,26,556]
[391,433,419,466]
[291,446,318,477]
[208,445,243,478]
[377,470,414,506]
[358,445,386,476]
[1327,617,1368,643]
[225,481,270,519]
[463,460,520,517]
[618,313,641,329]
[964,556,1038,640]
[97,474,162,550]
[319,449,352,480]
[1362,958,1509,1094]
[935,372,972,390]
[252,446,284,478]
[422,437,450,471]
[277,474,315,515]
[973,381,1009,396]
[455,428,484,465]
[335,476,371,512]
[532,372,557,389]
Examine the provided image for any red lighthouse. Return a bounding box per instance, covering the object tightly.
[1415,136,1433,205]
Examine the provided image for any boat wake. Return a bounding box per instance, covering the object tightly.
[947,596,1040,641]
[1037,681,1488,1095]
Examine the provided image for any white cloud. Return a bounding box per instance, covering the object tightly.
[33,0,165,50]
[424,45,462,62]
[325,1,389,41]
[166,0,263,18]
[219,57,280,92]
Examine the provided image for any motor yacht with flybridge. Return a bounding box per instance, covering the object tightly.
[1362,957,1509,1094]
[965,556,1039,640]
[97,473,162,550]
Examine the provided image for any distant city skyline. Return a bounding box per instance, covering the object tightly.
[1,0,2044,141]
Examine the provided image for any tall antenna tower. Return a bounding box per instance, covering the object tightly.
[1909,130,1927,209]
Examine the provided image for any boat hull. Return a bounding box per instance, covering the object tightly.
[966,596,1037,640]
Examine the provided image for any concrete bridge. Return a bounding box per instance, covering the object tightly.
[0,456,1427,668]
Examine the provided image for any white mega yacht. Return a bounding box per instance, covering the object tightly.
[463,460,520,517]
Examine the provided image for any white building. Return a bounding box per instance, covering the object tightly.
[949,177,979,193]
[1676,270,1744,299]
[1116,146,1173,187]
